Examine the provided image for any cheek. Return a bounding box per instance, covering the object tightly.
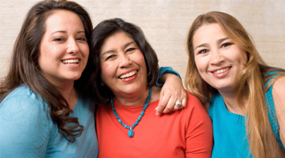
[100,64,108,78]
[138,56,146,67]
[241,52,248,65]
[132,51,146,67]
[239,56,247,70]
[100,63,113,81]
[83,45,90,57]
[231,46,247,61]
[83,49,89,64]
[194,56,205,72]
[135,51,145,61]
[232,49,247,68]
[38,49,49,68]
[40,44,62,61]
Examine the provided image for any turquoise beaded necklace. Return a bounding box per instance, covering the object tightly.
[111,87,152,138]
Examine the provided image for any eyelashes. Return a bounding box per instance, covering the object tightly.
[196,42,234,55]
[103,47,138,61]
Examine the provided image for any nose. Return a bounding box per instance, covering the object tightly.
[210,49,224,65]
[67,38,79,54]
[119,52,131,68]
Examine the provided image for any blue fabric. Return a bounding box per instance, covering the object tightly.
[156,67,181,87]
[0,85,98,158]
[209,71,284,158]
[209,93,252,158]
[264,71,285,149]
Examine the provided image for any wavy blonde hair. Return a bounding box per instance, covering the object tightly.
[185,11,285,158]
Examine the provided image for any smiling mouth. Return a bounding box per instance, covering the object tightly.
[62,59,79,64]
[119,70,138,79]
[211,67,230,74]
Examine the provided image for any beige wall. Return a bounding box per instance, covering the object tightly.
[1,0,284,82]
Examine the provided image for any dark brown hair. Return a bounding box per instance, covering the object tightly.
[86,18,159,104]
[0,0,93,142]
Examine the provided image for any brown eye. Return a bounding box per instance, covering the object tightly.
[105,55,116,61]
[198,49,208,54]
[221,43,232,48]
[53,38,65,42]
[77,37,87,41]
[126,48,136,53]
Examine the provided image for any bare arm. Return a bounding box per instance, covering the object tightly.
[156,73,187,115]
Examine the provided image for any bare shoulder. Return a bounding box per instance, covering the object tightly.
[272,75,285,146]
[273,75,285,85]
[272,76,285,114]
[272,76,285,95]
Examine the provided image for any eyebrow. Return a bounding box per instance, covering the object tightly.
[124,41,136,49]
[217,37,229,45]
[101,41,136,58]
[51,30,85,35]
[194,43,208,51]
[194,37,229,51]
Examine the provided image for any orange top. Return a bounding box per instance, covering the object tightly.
[96,92,213,158]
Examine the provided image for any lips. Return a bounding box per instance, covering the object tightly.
[62,59,80,64]
[210,66,231,78]
[119,70,138,79]
[211,67,230,74]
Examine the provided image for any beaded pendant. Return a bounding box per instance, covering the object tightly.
[111,88,152,138]
[128,129,134,137]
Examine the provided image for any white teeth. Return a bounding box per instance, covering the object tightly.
[213,67,229,74]
[119,71,137,79]
[62,59,79,64]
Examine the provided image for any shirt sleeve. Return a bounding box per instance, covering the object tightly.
[0,95,50,157]
[185,94,213,158]
[156,66,181,87]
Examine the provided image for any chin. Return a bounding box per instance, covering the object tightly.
[67,74,82,81]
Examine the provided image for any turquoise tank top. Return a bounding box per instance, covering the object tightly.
[265,71,284,149]
[209,71,284,158]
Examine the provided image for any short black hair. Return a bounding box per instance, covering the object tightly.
[87,18,159,104]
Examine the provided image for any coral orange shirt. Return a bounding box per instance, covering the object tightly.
[96,92,213,158]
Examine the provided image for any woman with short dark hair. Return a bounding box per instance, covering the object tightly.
[92,18,213,158]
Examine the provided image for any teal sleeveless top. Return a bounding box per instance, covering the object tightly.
[209,71,284,158]
[265,71,284,149]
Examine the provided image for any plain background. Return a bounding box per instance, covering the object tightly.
[1,0,284,83]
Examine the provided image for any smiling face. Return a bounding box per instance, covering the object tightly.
[38,10,89,86]
[193,23,247,93]
[100,31,148,98]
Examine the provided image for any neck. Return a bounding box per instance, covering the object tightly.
[56,82,78,109]
[111,87,153,138]
[115,87,150,106]
[218,89,246,115]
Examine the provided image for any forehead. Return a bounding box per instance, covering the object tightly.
[194,23,225,38]
[44,9,84,32]
[192,23,228,49]
[101,31,134,49]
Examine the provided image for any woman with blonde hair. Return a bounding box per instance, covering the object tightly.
[185,11,285,158]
